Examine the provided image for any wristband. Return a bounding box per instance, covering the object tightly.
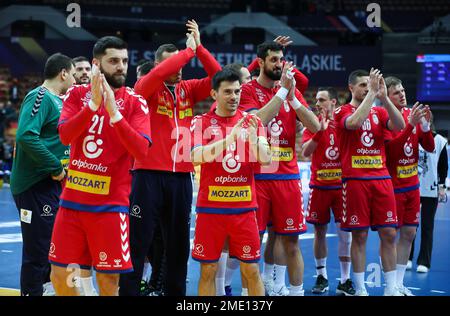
[420,117,430,132]
[275,87,289,101]
[256,136,269,150]
[88,100,98,112]
[110,110,123,123]
[289,97,302,110]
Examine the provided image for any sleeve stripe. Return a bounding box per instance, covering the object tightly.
[31,87,47,117]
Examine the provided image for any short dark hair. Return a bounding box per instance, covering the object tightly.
[93,36,127,59]
[257,42,284,60]
[318,87,339,105]
[155,44,178,62]
[348,69,369,85]
[43,53,74,80]
[223,63,244,74]
[212,68,241,91]
[72,56,90,64]
[385,76,402,90]
[137,60,154,77]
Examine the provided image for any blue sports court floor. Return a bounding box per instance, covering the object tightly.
[1,186,449,296]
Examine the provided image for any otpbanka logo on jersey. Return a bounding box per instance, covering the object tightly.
[65,88,112,195]
[222,142,241,173]
[351,117,382,169]
[208,141,252,203]
[325,134,339,161]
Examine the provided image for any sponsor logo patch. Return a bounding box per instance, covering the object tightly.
[66,170,111,195]
[271,147,293,162]
[317,168,342,181]
[351,155,383,168]
[208,186,251,202]
[397,164,418,178]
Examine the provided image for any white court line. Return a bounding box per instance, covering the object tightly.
[0,287,19,291]
[0,221,20,228]
[407,287,420,290]
[431,290,446,294]
[0,233,22,244]
[1,250,13,253]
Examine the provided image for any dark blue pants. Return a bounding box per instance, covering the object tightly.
[409,196,439,268]
[13,177,61,296]
[148,220,166,291]
[119,170,192,296]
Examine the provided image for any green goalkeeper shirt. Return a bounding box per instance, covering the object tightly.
[10,86,69,195]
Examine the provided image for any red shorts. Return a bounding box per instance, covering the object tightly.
[256,179,306,235]
[306,188,343,225]
[192,211,260,263]
[340,179,398,231]
[49,207,133,273]
[395,188,420,227]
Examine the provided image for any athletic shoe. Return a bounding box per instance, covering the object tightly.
[288,289,305,296]
[383,287,403,296]
[336,279,356,296]
[42,282,55,296]
[224,285,232,296]
[312,275,329,294]
[397,285,414,296]
[416,265,429,273]
[354,288,369,296]
[139,280,152,296]
[263,278,274,295]
[406,260,412,270]
[269,285,289,296]
[148,289,164,296]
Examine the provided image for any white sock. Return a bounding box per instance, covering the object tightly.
[262,263,274,281]
[215,252,228,296]
[273,264,287,290]
[384,270,397,292]
[340,261,351,283]
[225,257,240,286]
[315,257,327,279]
[142,262,151,282]
[353,272,366,292]
[396,264,407,287]
[80,277,96,296]
[288,283,304,296]
[241,288,248,296]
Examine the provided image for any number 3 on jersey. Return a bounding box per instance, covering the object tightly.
[83,114,104,159]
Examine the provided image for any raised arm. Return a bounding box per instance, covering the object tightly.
[102,75,151,161]
[377,77,405,131]
[191,117,245,166]
[345,68,381,130]
[134,38,196,100]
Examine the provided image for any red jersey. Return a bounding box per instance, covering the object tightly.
[386,107,435,192]
[303,118,342,188]
[239,79,308,180]
[334,104,391,180]
[134,45,221,173]
[58,84,151,213]
[191,108,263,214]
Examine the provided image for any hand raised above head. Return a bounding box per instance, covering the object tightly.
[186,19,201,48]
